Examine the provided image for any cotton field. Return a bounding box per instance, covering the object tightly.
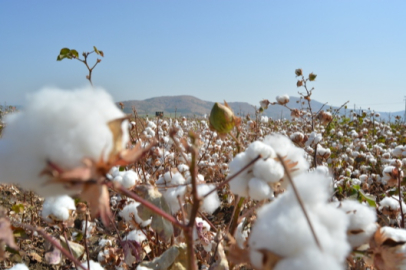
[1,84,406,270]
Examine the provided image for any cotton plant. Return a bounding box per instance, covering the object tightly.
[248,171,351,270]
[228,134,309,200]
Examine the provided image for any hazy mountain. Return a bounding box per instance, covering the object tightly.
[120,95,404,121]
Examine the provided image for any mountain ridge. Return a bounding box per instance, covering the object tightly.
[120,95,404,121]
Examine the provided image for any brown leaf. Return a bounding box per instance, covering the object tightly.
[44,246,62,265]
[136,185,174,242]
[0,216,18,255]
[81,183,112,226]
[107,116,129,163]
[370,227,406,270]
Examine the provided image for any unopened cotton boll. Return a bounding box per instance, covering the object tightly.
[42,195,76,222]
[0,87,129,197]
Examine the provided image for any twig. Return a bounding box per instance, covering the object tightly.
[106,181,185,230]
[15,222,88,270]
[62,224,78,270]
[398,169,405,228]
[276,154,322,250]
[203,154,262,198]
[84,214,90,270]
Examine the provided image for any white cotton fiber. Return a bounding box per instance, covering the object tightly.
[197,184,220,214]
[253,159,284,183]
[122,170,139,189]
[125,229,147,244]
[9,263,30,270]
[337,200,377,248]
[81,260,105,270]
[246,141,275,159]
[249,171,350,269]
[0,87,129,197]
[119,200,151,227]
[42,195,76,222]
[274,249,343,270]
[248,178,272,200]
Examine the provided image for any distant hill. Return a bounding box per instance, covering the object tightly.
[119,95,404,121]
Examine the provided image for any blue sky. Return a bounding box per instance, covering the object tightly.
[1,1,405,112]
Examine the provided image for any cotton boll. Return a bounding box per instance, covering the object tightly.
[81,260,105,270]
[249,171,350,268]
[9,264,30,270]
[229,175,249,197]
[0,87,129,197]
[253,158,284,183]
[274,249,343,270]
[119,201,152,227]
[113,175,124,185]
[197,184,220,214]
[42,195,76,222]
[246,141,276,159]
[122,170,139,189]
[234,219,249,249]
[248,178,273,200]
[125,229,147,243]
[163,186,187,214]
[337,200,378,248]
[263,134,309,176]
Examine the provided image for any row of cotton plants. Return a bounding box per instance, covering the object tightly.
[1,77,406,269]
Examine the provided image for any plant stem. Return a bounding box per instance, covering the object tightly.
[277,154,322,251]
[228,196,245,235]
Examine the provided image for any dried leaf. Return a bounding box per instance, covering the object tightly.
[107,116,129,163]
[139,245,184,270]
[370,227,406,270]
[81,183,112,226]
[0,216,18,255]
[44,246,62,265]
[136,186,174,242]
[59,235,85,259]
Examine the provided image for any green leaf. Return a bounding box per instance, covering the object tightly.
[93,46,100,55]
[119,166,125,171]
[13,227,27,238]
[12,204,24,214]
[352,185,360,191]
[70,49,79,58]
[56,54,66,61]
[60,48,70,55]
[359,190,377,207]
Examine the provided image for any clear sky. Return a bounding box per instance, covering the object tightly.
[1,1,405,112]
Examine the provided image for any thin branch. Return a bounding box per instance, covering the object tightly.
[106,181,185,230]
[203,154,262,198]
[276,154,322,251]
[15,222,88,270]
